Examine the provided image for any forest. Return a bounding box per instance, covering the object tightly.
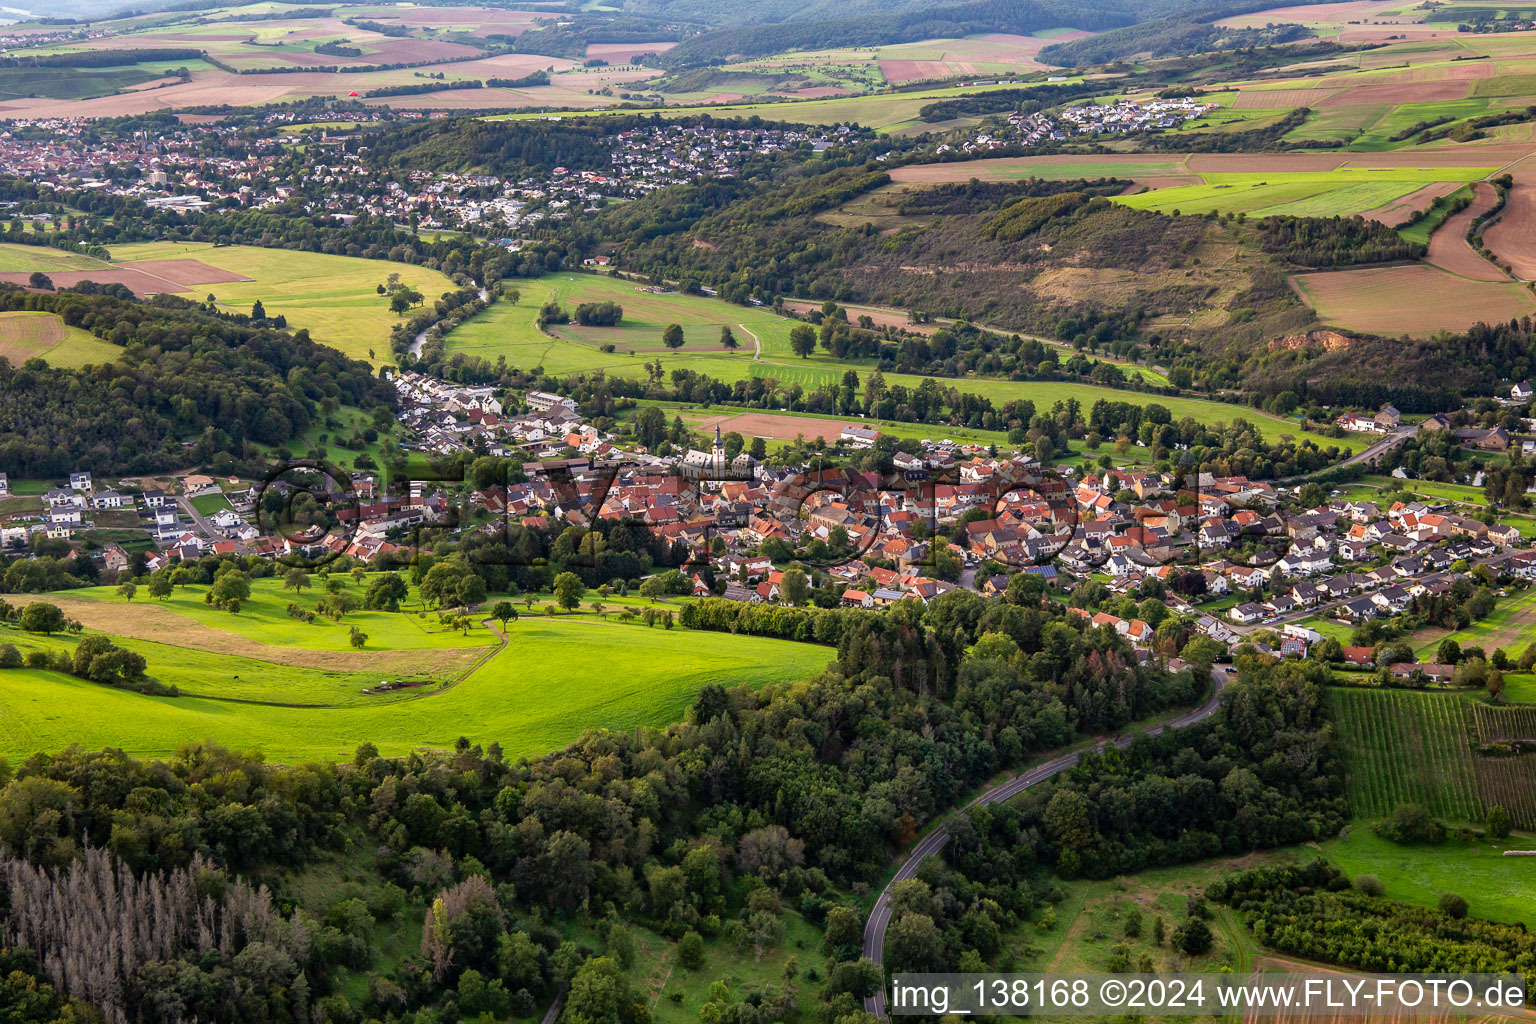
[0,576,1260,1024]
[1211,859,1536,973]
[0,288,392,478]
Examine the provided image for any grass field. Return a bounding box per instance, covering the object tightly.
[0,244,105,273]
[0,578,831,762]
[1411,586,1536,659]
[1319,826,1533,924]
[108,241,457,363]
[453,273,1362,452]
[1115,168,1492,218]
[1330,688,1485,824]
[0,310,121,368]
[1398,182,1474,244]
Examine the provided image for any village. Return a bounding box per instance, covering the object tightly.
[0,116,852,238]
[4,370,1533,678]
[944,96,1220,154]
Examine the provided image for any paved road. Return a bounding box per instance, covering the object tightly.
[174,494,219,540]
[861,667,1232,1019]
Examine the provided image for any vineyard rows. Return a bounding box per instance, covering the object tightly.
[1473,703,1536,743]
[1473,756,1536,830]
[1331,690,1484,823]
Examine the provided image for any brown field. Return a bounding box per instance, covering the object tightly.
[1318,79,1471,106]
[1483,185,1536,280]
[42,595,480,678]
[689,411,853,442]
[1426,181,1509,281]
[880,59,955,83]
[1233,87,1337,109]
[1215,0,1410,28]
[1357,180,1462,225]
[0,258,249,296]
[0,312,65,365]
[782,299,938,334]
[363,6,546,31]
[1290,263,1536,336]
[584,40,676,62]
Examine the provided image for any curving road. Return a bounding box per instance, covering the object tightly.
[861,666,1233,1018]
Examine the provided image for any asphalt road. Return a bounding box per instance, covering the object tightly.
[860,666,1232,1018]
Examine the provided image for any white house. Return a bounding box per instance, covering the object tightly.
[69,471,92,492]
[92,490,124,509]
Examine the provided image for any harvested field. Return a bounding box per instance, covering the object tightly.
[1318,79,1471,106]
[691,411,853,442]
[1358,180,1462,224]
[41,595,484,677]
[1426,181,1508,281]
[1483,184,1536,279]
[1215,0,1408,28]
[880,59,953,83]
[1290,263,1536,336]
[1232,87,1336,109]
[584,40,675,61]
[0,257,251,296]
[781,300,937,333]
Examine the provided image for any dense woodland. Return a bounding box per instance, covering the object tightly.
[1213,859,1536,973]
[0,581,1246,1023]
[0,289,391,477]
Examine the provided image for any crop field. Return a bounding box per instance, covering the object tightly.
[1330,689,1484,824]
[1472,702,1536,742]
[1115,168,1492,218]
[0,578,830,762]
[1289,262,1536,336]
[105,241,457,363]
[0,311,122,369]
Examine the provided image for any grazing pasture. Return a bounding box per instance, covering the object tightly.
[1330,688,1484,824]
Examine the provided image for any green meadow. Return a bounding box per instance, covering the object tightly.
[1115,168,1493,218]
[0,578,831,763]
[108,241,458,364]
[452,273,1363,452]
[1319,827,1532,926]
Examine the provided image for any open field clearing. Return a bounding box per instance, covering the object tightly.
[0,311,122,369]
[0,244,107,272]
[1330,688,1484,824]
[450,273,1357,450]
[1290,262,1536,335]
[1426,180,1510,279]
[103,241,457,363]
[1412,587,1536,659]
[1318,827,1533,925]
[0,580,831,762]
